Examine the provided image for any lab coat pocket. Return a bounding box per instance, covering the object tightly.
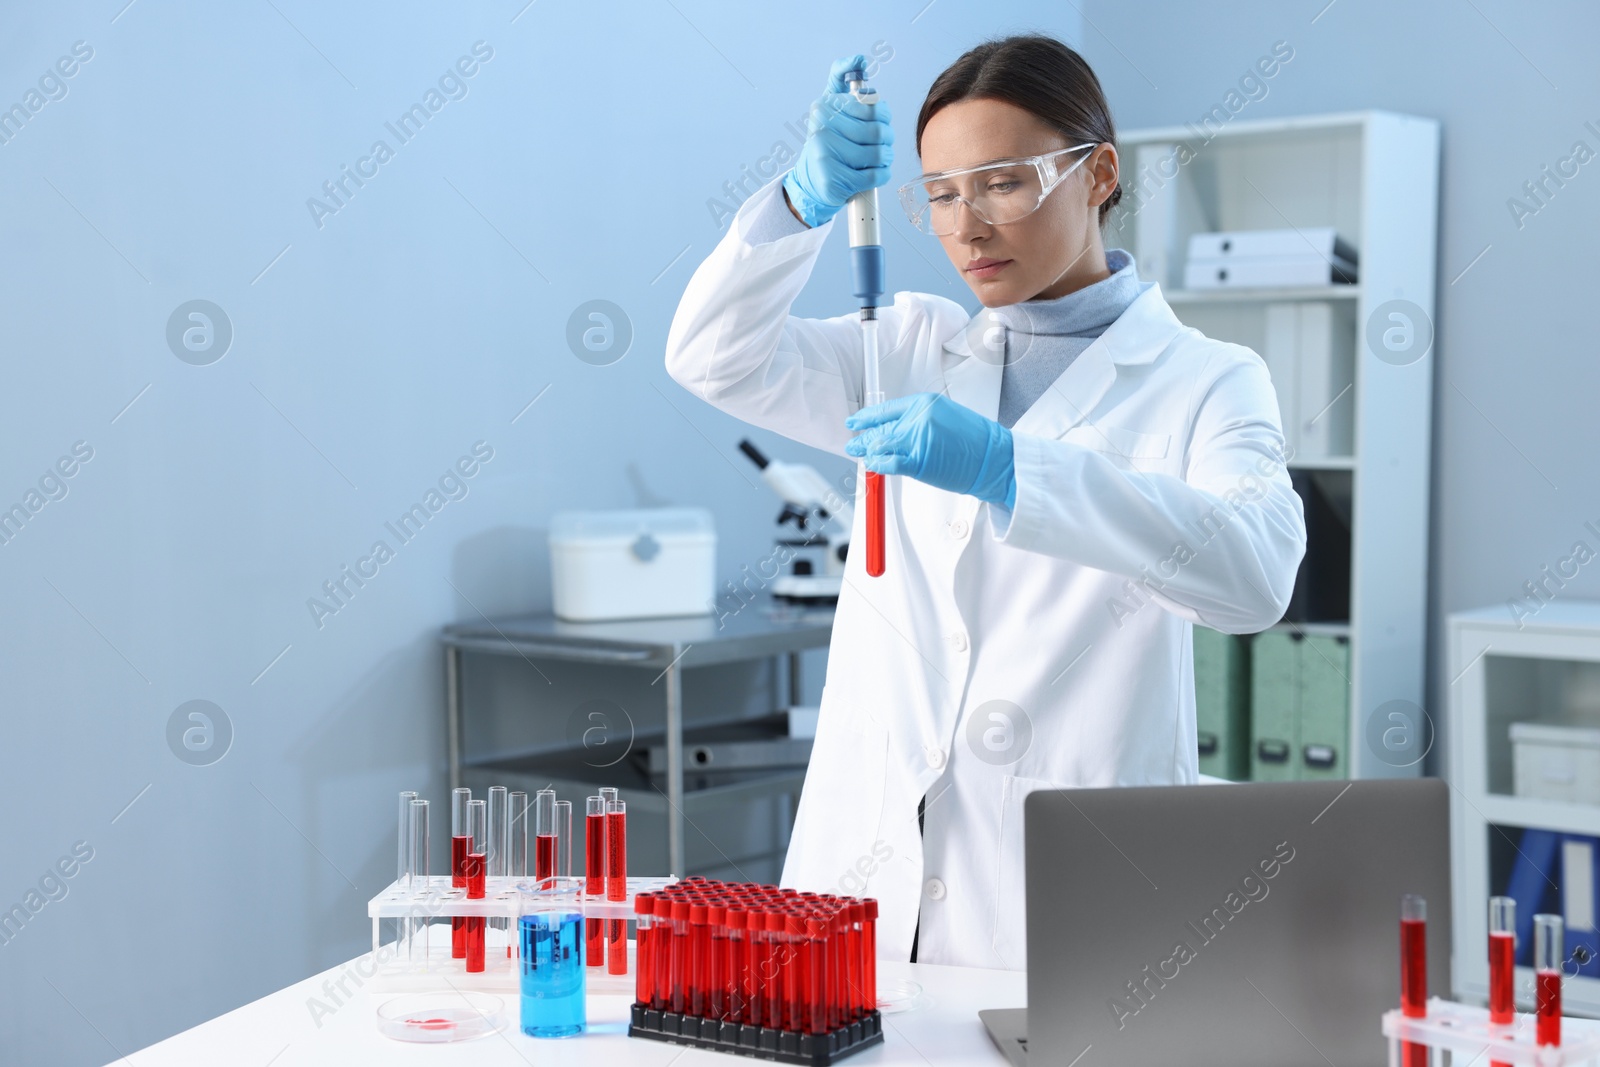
[787,687,891,896]
[1061,424,1172,472]
[992,773,1070,972]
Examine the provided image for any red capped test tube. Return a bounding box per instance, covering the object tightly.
[1535,913,1563,1047]
[863,899,878,1016]
[464,798,487,972]
[765,910,786,1029]
[708,903,728,1019]
[671,899,690,1014]
[585,796,606,968]
[450,787,470,959]
[783,912,805,1032]
[606,799,628,975]
[688,903,709,1015]
[726,904,747,1024]
[634,892,655,1006]
[1399,894,1427,1067]
[1489,896,1515,1067]
[533,788,557,884]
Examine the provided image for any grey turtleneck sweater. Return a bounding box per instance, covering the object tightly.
[744,191,1152,427]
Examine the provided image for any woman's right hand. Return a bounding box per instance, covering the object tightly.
[781,54,895,228]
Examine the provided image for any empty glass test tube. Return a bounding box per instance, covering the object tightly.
[407,798,430,961]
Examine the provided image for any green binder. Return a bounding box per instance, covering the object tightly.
[1193,626,1250,780]
[1296,635,1350,779]
[1250,632,1298,781]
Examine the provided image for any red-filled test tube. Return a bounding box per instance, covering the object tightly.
[634,893,654,1006]
[863,899,878,1016]
[1488,896,1515,1067]
[450,787,470,960]
[606,799,628,976]
[864,472,885,577]
[766,910,787,1030]
[708,904,728,1019]
[726,905,747,1023]
[585,796,606,968]
[465,798,487,973]
[533,788,556,885]
[1399,894,1426,1067]
[671,900,690,1015]
[1535,913,1562,1047]
[688,903,708,1015]
[845,901,864,1020]
[783,912,805,1032]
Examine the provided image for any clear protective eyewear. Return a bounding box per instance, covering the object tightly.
[898,143,1099,236]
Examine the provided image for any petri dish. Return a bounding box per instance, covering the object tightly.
[876,978,924,1014]
[376,991,506,1043]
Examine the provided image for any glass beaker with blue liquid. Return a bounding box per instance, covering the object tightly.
[519,879,585,1038]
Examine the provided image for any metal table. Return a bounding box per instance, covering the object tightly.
[440,607,835,876]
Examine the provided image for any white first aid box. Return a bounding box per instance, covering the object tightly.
[549,508,716,622]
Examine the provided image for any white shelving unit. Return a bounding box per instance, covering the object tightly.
[1449,603,1600,1015]
[1111,111,1440,780]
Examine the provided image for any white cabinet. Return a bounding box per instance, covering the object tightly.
[1448,603,1600,1013]
[1114,111,1440,780]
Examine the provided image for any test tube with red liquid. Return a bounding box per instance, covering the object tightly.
[450,787,470,959]
[585,796,606,967]
[634,893,655,1006]
[864,473,885,577]
[1535,913,1562,1047]
[606,798,628,975]
[532,788,557,885]
[1489,896,1514,1067]
[1399,894,1427,1067]
[465,798,487,972]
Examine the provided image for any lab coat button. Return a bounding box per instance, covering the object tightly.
[949,631,968,652]
[924,878,947,901]
[949,518,970,540]
[925,746,946,770]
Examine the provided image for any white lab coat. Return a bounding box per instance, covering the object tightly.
[664,178,1306,971]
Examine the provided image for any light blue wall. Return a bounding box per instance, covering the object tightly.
[0,2,1079,1062]
[1074,0,1600,768]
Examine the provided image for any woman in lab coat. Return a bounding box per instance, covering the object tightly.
[665,36,1306,971]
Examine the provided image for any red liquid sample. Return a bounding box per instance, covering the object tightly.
[608,919,627,975]
[864,472,885,577]
[606,810,627,900]
[1489,929,1514,1067]
[464,851,486,972]
[671,919,688,1014]
[1489,931,1514,1023]
[1537,969,1561,1046]
[688,909,708,1015]
[1399,916,1427,1067]
[709,924,727,1019]
[535,833,557,883]
[635,919,652,1005]
[764,918,784,1030]
[862,904,877,1014]
[747,928,769,1028]
[451,835,470,959]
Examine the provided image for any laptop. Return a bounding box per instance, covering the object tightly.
[980,779,1450,1066]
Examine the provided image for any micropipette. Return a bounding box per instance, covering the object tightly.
[844,63,887,579]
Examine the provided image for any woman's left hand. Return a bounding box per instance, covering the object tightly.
[845,392,1016,508]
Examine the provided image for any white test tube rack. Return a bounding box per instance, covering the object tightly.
[366,875,675,995]
[1383,998,1600,1065]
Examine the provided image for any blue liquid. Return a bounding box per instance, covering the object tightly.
[519,911,585,1038]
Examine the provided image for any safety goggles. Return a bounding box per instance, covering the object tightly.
[898,143,1099,236]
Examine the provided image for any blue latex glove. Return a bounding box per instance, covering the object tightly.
[845,393,1017,509]
[781,55,895,228]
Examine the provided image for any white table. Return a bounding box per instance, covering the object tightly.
[114,949,1024,1066]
